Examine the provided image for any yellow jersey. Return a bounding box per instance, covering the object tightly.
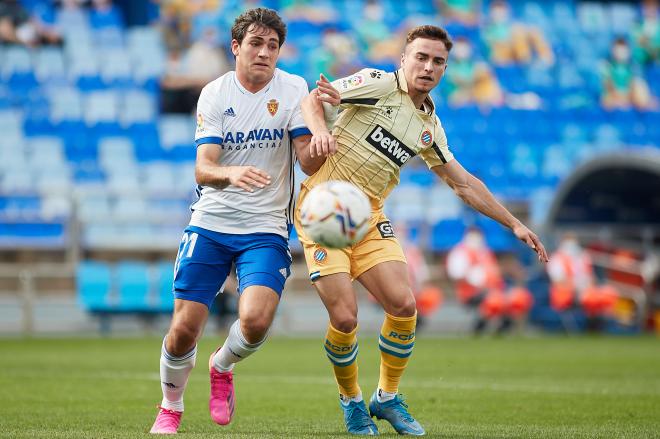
[303,68,454,209]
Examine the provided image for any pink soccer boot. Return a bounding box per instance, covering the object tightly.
[209,350,235,425]
[150,406,182,434]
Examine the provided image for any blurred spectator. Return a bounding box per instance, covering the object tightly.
[447,227,525,334]
[547,233,618,331]
[159,0,219,51]
[398,224,443,329]
[600,37,657,111]
[632,0,660,65]
[356,0,396,64]
[547,233,593,313]
[160,27,229,113]
[55,0,88,32]
[281,0,337,25]
[309,28,361,80]
[444,36,504,107]
[435,0,481,27]
[482,0,553,65]
[90,0,124,29]
[0,0,60,46]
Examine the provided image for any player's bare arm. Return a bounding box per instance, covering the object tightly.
[195,143,272,193]
[293,134,324,176]
[433,160,549,262]
[300,74,339,158]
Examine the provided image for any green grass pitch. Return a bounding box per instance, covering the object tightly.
[1,336,659,438]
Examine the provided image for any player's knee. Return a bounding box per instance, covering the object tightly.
[240,314,271,343]
[331,314,358,333]
[386,294,417,318]
[167,323,200,356]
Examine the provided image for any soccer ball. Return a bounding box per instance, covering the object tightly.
[299,181,371,249]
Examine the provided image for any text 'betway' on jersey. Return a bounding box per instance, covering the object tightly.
[365,125,416,167]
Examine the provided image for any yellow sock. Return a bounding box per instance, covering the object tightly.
[324,323,360,397]
[378,312,417,393]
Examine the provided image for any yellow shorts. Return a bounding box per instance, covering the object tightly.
[294,185,406,281]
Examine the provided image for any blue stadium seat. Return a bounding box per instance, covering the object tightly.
[77,261,112,312]
[475,217,516,252]
[116,261,152,312]
[430,219,465,253]
[156,261,175,313]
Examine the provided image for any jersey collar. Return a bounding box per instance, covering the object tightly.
[395,68,436,115]
[232,69,278,96]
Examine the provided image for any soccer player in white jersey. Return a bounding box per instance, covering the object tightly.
[150,8,324,434]
[297,25,549,435]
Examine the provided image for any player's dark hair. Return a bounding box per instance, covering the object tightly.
[231,8,287,47]
[405,25,453,52]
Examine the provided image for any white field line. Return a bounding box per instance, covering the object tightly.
[6,370,658,397]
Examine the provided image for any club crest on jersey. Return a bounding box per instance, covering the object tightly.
[421,129,432,146]
[267,99,279,116]
[313,248,328,263]
[196,113,204,132]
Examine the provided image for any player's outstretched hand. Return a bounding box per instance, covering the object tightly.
[316,74,340,106]
[226,166,271,192]
[512,223,549,263]
[310,130,337,158]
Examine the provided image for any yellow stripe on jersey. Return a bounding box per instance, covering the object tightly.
[303,68,454,209]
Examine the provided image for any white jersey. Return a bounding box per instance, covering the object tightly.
[191,69,310,238]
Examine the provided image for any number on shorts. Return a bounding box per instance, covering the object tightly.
[174,232,198,275]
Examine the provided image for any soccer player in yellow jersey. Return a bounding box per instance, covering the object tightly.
[296,25,549,436]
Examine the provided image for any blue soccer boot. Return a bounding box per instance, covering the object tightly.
[368,391,425,436]
[340,397,379,435]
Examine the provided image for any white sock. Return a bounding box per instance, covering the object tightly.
[212,319,266,372]
[340,392,364,405]
[376,388,397,403]
[159,337,196,412]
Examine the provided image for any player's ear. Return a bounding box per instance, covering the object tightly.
[231,39,240,57]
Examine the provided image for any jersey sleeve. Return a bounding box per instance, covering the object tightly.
[419,116,455,169]
[194,83,224,146]
[332,68,395,108]
[288,77,312,139]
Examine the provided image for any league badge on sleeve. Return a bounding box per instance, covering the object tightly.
[267,99,279,116]
[196,113,204,133]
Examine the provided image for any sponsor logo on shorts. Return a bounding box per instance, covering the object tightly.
[421,129,433,146]
[279,268,288,278]
[377,221,395,238]
[366,125,415,167]
[313,248,328,263]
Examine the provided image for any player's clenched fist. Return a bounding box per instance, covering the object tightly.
[225,166,271,192]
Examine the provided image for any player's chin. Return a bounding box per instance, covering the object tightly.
[251,65,274,78]
[415,84,434,94]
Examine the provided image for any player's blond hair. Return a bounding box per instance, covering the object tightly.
[405,25,453,51]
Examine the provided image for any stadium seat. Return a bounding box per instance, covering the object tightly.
[155,261,175,312]
[430,218,465,253]
[77,261,112,313]
[34,47,67,83]
[116,261,152,312]
[159,115,195,150]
